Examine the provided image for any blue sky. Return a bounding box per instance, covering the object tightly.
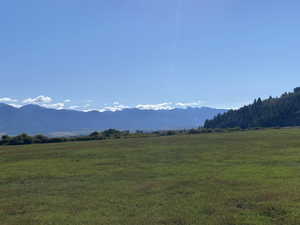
[1,1,299,111]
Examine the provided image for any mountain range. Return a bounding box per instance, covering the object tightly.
[0,104,226,136]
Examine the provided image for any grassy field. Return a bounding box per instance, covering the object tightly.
[2,129,300,225]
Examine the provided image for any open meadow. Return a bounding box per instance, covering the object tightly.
[2,129,300,225]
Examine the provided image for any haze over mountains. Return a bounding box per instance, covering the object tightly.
[0,103,226,135]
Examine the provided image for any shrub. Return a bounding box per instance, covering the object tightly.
[34,134,49,143]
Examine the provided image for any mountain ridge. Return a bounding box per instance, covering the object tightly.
[205,87,300,129]
[0,104,227,135]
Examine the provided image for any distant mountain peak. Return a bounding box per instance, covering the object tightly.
[0,103,16,109]
[0,103,227,135]
[20,104,44,110]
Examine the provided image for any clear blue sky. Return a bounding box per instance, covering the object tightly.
[1,1,299,110]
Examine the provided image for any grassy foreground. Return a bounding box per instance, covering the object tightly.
[2,129,300,225]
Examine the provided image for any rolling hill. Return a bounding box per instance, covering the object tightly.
[205,87,300,129]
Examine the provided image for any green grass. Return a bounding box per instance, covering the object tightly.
[2,128,300,225]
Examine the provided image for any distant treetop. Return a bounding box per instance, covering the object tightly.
[294,87,300,93]
[204,87,300,129]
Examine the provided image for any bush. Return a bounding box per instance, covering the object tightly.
[188,129,201,134]
[34,134,49,143]
[166,130,177,136]
[89,131,100,137]
[0,135,11,145]
[8,133,33,145]
[48,137,67,143]
[103,129,122,138]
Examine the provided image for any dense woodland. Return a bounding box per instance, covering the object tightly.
[205,87,300,129]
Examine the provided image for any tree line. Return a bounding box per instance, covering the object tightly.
[0,129,128,146]
[205,87,300,129]
[0,127,253,146]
